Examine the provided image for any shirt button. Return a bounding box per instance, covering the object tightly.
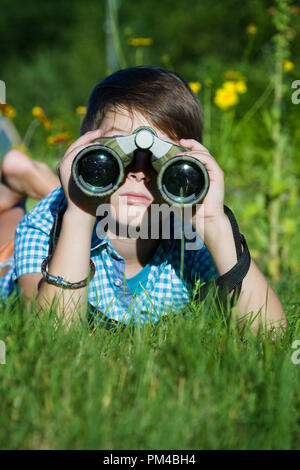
[114,278,122,287]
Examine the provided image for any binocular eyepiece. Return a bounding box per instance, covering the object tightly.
[71,127,209,206]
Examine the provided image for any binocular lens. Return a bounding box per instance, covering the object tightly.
[161,159,208,205]
[73,147,123,196]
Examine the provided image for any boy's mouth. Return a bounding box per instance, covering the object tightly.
[120,192,151,205]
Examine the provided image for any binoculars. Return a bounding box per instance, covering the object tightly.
[71,127,209,206]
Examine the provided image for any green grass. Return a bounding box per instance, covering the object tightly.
[0,279,299,450]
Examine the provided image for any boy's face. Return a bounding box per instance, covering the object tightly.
[99,107,180,229]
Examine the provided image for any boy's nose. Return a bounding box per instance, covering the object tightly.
[125,150,152,183]
[127,171,150,183]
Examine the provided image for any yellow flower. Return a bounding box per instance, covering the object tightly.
[32,106,44,118]
[247,24,257,35]
[283,60,294,71]
[127,37,153,46]
[0,104,16,118]
[189,82,202,94]
[76,106,87,116]
[32,106,51,129]
[5,106,16,118]
[223,80,247,95]
[214,87,239,111]
[223,81,237,92]
[235,80,247,94]
[11,144,29,154]
[47,132,70,146]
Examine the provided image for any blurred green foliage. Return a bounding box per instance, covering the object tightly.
[1,0,299,110]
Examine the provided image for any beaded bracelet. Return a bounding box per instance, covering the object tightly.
[41,255,95,289]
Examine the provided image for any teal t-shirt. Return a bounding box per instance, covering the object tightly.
[126,264,151,296]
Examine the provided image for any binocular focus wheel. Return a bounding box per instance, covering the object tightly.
[134,128,155,149]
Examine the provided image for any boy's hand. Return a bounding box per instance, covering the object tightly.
[56,129,107,221]
[178,139,225,225]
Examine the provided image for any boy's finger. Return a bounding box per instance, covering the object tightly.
[180,138,209,153]
[176,149,223,176]
[66,129,103,154]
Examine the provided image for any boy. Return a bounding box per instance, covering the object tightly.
[0,66,286,330]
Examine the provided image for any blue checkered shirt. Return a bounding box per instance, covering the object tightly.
[0,187,218,325]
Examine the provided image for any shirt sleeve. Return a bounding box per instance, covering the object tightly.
[12,214,51,281]
[11,186,66,282]
[13,226,49,281]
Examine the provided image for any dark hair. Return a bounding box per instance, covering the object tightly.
[80,66,203,142]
